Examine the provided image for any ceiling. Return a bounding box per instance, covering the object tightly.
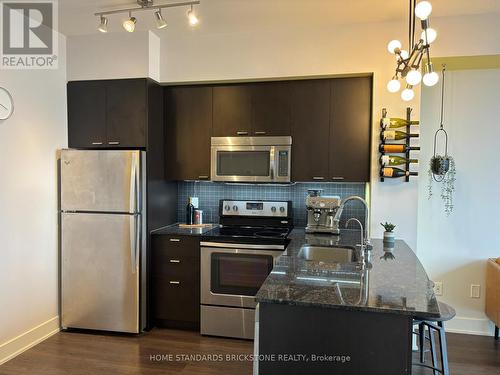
[59,0,500,36]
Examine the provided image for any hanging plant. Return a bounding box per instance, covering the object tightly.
[427,65,456,215]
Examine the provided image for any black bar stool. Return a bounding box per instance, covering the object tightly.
[413,301,456,375]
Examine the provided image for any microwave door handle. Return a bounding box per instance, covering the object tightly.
[270,147,275,180]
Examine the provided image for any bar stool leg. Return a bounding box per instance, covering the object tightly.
[437,322,450,375]
[427,323,439,375]
[419,322,425,363]
[495,326,499,340]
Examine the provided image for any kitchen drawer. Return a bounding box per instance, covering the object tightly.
[153,255,199,278]
[153,235,200,257]
[153,276,200,323]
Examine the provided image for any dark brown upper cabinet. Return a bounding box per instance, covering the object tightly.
[252,81,291,136]
[67,78,149,148]
[213,85,252,136]
[106,80,147,148]
[67,81,107,148]
[329,77,372,182]
[164,86,212,181]
[290,80,331,182]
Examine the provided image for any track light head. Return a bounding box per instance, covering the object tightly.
[123,12,137,32]
[97,16,108,33]
[187,5,199,26]
[154,9,167,29]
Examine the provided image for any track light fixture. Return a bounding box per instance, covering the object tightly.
[123,11,137,32]
[187,5,199,26]
[97,16,108,33]
[154,9,167,29]
[386,0,439,101]
[95,0,200,33]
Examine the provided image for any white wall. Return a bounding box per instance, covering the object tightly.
[67,31,150,81]
[0,36,67,362]
[418,68,500,336]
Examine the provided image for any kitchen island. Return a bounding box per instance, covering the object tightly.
[255,229,439,375]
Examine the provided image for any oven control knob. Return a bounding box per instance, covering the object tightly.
[233,205,238,212]
[224,205,230,211]
[280,206,285,213]
[271,206,276,213]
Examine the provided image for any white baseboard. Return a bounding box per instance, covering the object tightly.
[444,316,495,336]
[0,316,60,365]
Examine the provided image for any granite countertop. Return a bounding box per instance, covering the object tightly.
[151,223,218,236]
[256,228,440,318]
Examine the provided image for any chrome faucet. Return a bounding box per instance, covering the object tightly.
[334,196,371,248]
[345,218,366,265]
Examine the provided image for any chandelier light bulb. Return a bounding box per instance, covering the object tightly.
[123,12,137,32]
[399,50,409,60]
[387,40,402,54]
[97,16,108,33]
[421,28,437,44]
[415,1,432,20]
[401,88,415,101]
[406,69,422,85]
[187,6,199,26]
[387,79,401,93]
[423,71,439,86]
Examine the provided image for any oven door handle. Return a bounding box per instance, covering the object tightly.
[200,242,285,250]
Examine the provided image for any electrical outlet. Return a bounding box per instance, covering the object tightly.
[434,281,443,296]
[470,284,481,298]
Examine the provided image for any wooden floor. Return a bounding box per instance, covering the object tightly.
[1,329,498,374]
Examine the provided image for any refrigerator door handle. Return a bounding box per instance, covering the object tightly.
[130,214,138,274]
[129,152,139,214]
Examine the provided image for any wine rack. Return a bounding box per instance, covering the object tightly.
[379,107,419,182]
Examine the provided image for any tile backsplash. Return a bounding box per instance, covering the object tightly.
[176,182,367,228]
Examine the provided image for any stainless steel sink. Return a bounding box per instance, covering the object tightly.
[298,245,357,263]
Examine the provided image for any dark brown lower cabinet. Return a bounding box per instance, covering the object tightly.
[151,235,200,330]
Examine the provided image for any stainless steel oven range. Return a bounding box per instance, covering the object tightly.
[200,199,293,339]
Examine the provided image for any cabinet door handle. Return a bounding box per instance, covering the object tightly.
[236,131,248,136]
[169,259,181,263]
[169,238,181,242]
[312,176,325,180]
[169,281,180,285]
[254,131,267,135]
[198,175,209,180]
[332,177,345,181]
[108,141,120,145]
[91,142,103,145]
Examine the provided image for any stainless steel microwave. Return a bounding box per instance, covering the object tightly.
[211,136,292,183]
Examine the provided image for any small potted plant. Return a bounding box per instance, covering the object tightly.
[381,222,396,245]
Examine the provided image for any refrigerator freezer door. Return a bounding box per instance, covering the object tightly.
[61,150,141,213]
[61,212,140,333]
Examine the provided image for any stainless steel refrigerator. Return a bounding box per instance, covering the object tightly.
[60,149,146,333]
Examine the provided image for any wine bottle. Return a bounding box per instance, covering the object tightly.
[380,167,418,178]
[380,117,419,129]
[380,155,418,166]
[186,198,195,225]
[379,144,420,153]
[381,130,419,141]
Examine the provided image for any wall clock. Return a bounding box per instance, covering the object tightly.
[0,87,14,120]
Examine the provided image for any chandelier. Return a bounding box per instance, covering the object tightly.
[386,1,439,101]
